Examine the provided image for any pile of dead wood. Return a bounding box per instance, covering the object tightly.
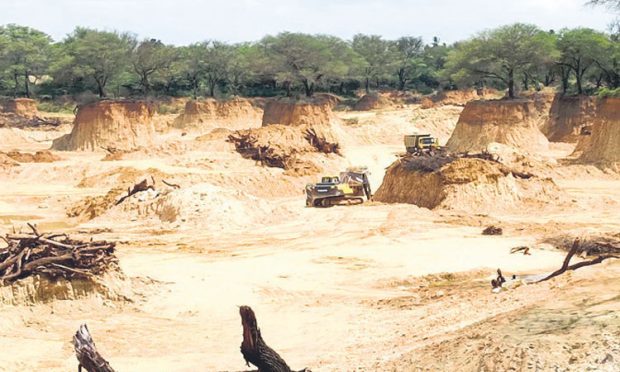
[399,149,534,179]
[0,113,61,128]
[0,224,118,284]
[228,124,340,170]
[399,148,498,173]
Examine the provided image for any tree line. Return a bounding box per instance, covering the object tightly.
[0,22,618,101]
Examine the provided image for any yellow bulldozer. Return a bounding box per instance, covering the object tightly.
[305,167,372,207]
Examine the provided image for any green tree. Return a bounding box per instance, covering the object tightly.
[132,39,178,96]
[352,34,395,93]
[178,44,206,98]
[0,24,52,97]
[420,37,452,90]
[262,33,353,97]
[557,28,611,94]
[56,28,135,98]
[445,23,557,98]
[393,36,426,91]
[227,43,258,96]
[203,41,232,97]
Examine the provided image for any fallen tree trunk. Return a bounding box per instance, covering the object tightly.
[73,324,115,372]
[239,306,309,372]
[537,238,619,283]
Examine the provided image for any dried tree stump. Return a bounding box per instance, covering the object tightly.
[73,324,115,372]
[239,306,310,372]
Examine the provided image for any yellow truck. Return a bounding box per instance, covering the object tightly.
[404,134,440,154]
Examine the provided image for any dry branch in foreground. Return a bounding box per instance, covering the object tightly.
[537,238,619,283]
[73,324,115,372]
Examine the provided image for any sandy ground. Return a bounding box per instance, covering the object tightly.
[0,105,618,371]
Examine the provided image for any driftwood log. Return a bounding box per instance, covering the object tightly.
[482,226,503,236]
[73,324,115,372]
[239,306,309,372]
[510,246,531,255]
[0,224,117,284]
[115,178,155,205]
[537,238,619,283]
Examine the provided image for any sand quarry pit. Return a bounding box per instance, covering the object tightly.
[0,95,619,371]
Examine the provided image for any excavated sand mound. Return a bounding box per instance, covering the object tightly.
[0,98,39,118]
[0,152,19,169]
[421,89,502,109]
[0,271,130,305]
[374,157,562,212]
[577,97,620,167]
[262,99,336,127]
[3,150,61,163]
[52,100,155,151]
[543,95,597,142]
[314,93,342,108]
[172,98,262,131]
[0,127,34,150]
[446,100,549,153]
[354,93,394,111]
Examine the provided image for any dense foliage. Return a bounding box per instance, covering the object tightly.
[0,22,617,100]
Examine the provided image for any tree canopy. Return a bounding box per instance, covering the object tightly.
[0,22,617,100]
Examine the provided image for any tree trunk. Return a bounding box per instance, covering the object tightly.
[365,77,370,94]
[24,71,30,98]
[522,74,529,91]
[239,306,293,372]
[96,79,106,98]
[398,69,407,91]
[209,82,215,97]
[507,69,515,98]
[13,72,20,97]
[574,58,583,95]
[73,324,115,372]
[302,80,314,97]
[560,67,570,94]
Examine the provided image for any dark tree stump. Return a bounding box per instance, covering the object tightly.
[73,324,115,372]
[239,306,309,372]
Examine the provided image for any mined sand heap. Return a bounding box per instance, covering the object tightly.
[354,93,394,111]
[0,98,39,118]
[420,89,502,109]
[446,100,549,153]
[313,93,342,108]
[542,95,597,143]
[262,99,337,127]
[172,98,263,131]
[52,100,155,151]
[374,156,562,213]
[577,97,620,167]
[229,99,342,175]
